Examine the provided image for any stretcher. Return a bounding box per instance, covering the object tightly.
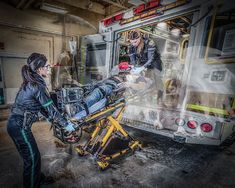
[52,87,142,170]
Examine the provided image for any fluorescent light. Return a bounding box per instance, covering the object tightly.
[157,22,168,30]
[40,3,68,14]
[171,28,181,36]
[182,34,190,38]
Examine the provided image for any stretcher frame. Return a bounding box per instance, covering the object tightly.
[53,97,142,170]
[72,100,141,170]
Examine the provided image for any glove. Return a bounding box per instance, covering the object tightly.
[130,66,145,75]
[64,121,76,132]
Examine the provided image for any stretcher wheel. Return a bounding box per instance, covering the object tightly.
[97,160,109,171]
[129,140,142,151]
[75,145,85,156]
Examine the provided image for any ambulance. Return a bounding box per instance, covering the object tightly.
[80,0,235,145]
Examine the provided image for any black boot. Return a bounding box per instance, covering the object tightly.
[40,173,55,185]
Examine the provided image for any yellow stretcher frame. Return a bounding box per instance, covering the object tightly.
[72,101,142,170]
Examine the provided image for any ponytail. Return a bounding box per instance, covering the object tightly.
[21,65,37,89]
[21,53,47,89]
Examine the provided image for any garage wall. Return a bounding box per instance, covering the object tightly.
[0,1,102,105]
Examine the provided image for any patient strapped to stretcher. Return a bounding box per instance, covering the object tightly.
[58,62,153,121]
[70,75,152,120]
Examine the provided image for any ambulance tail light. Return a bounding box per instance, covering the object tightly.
[187,120,197,129]
[201,123,213,132]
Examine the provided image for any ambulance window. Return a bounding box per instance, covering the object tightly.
[201,8,235,63]
[86,43,106,67]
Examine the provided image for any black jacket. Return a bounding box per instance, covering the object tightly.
[12,74,67,127]
[129,38,162,71]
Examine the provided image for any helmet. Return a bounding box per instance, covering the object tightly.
[118,62,131,72]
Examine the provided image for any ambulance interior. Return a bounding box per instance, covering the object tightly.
[117,7,235,122]
[117,13,193,110]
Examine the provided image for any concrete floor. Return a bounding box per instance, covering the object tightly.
[0,120,235,188]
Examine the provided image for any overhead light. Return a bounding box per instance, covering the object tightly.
[182,34,190,38]
[157,22,168,30]
[171,28,181,36]
[40,3,68,14]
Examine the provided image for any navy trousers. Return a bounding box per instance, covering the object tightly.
[7,114,41,188]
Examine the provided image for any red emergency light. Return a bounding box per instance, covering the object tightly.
[103,13,123,27]
[147,0,160,9]
[134,0,160,15]
[114,13,123,21]
[103,18,113,27]
[134,4,145,15]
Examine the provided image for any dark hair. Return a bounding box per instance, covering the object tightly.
[21,53,47,89]
[128,30,141,40]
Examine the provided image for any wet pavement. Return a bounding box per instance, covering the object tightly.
[0,120,235,188]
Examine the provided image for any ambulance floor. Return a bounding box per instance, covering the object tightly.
[0,120,235,188]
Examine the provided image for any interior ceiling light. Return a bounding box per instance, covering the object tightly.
[157,22,168,30]
[171,28,181,36]
[40,3,68,14]
[182,34,190,38]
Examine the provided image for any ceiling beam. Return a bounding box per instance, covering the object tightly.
[55,0,105,15]
[42,0,104,29]
[179,16,191,25]
[16,0,27,9]
[102,0,129,9]
[23,0,35,9]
